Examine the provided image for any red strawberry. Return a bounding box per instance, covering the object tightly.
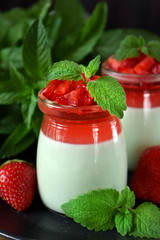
[0,160,37,211]
[107,55,121,71]
[130,146,160,205]
[42,79,59,101]
[54,80,71,96]
[133,56,156,74]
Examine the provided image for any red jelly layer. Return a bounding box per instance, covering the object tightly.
[102,59,160,108]
[38,92,122,144]
[41,115,122,144]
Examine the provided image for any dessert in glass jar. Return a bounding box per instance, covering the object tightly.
[37,56,127,213]
[101,35,160,170]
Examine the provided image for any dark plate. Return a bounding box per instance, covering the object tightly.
[0,172,151,240]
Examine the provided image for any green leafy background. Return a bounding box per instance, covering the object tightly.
[0,0,160,160]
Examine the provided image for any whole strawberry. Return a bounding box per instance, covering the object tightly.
[130,146,160,205]
[0,159,37,211]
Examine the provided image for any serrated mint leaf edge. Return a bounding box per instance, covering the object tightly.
[45,60,83,84]
[87,76,127,119]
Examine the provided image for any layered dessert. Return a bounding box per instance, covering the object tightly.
[37,57,127,213]
[101,36,160,170]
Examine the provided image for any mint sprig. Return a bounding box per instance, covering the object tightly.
[45,56,126,119]
[87,76,126,119]
[80,55,100,79]
[45,60,82,83]
[61,186,160,239]
[114,35,160,62]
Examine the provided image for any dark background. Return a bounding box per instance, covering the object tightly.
[0,0,160,35]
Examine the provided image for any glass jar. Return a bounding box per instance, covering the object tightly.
[37,91,127,214]
[102,62,160,170]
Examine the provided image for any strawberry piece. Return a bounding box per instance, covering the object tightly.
[54,80,71,96]
[71,79,85,89]
[0,160,37,211]
[42,80,59,101]
[107,55,121,71]
[133,56,156,74]
[57,87,85,106]
[151,63,160,74]
[130,146,160,205]
[119,67,134,74]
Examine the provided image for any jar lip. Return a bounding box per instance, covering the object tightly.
[38,90,106,114]
[101,62,160,83]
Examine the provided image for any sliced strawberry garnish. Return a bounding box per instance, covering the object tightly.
[54,80,71,96]
[133,56,156,74]
[107,55,121,71]
[150,63,160,74]
[119,67,134,74]
[58,87,85,106]
[42,78,95,107]
[71,80,85,89]
[42,80,59,101]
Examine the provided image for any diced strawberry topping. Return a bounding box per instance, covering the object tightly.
[150,63,160,74]
[42,79,96,107]
[133,56,156,74]
[42,80,59,101]
[54,80,71,96]
[107,55,121,71]
[106,52,159,75]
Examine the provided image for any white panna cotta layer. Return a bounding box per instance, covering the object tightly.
[122,106,160,170]
[37,130,127,213]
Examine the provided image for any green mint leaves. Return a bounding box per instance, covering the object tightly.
[80,55,101,79]
[45,60,82,83]
[87,76,126,119]
[45,55,126,119]
[45,55,101,82]
[114,35,160,62]
[61,186,160,239]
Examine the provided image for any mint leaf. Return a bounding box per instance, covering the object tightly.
[45,12,62,48]
[45,60,82,83]
[147,40,160,62]
[87,76,127,119]
[87,55,100,77]
[56,2,107,62]
[0,123,36,159]
[94,28,160,61]
[80,55,100,79]
[27,0,52,19]
[114,35,145,61]
[79,64,91,79]
[31,107,43,137]
[117,186,135,208]
[0,80,30,105]
[9,62,28,90]
[130,202,160,239]
[62,189,119,231]
[115,208,133,236]
[23,19,51,80]
[21,90,37,128]
[54,0,85,38]
[0,47,23,70]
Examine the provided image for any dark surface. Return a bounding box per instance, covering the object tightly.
[0,172,146,240]
[0,192,138,240]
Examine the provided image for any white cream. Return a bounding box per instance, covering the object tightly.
[37,131,127,213]
[122,106,160,170]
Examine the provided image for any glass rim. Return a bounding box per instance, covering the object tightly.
[101,63,160,83]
